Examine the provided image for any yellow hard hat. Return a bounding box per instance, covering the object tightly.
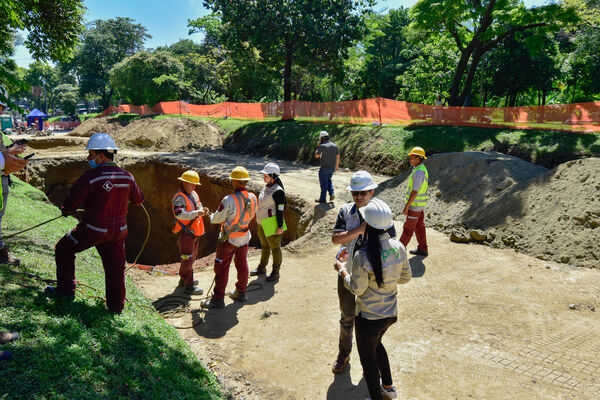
[177,170,200,185]
[230,166,251,181]
[408,146,427,159]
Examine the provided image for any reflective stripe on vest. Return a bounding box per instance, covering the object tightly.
[172,190,205,237]
[222,190,257,239]
[406,164,429,207]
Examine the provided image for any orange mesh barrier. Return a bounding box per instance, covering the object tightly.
[99,98,600,133]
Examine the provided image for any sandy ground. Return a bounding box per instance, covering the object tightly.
[129,228,600,400]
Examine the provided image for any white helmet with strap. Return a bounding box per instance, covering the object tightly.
[86,132,118,152]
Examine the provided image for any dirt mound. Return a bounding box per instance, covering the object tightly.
[113,118,222,152]
[376,152,600,268]
[70,117,129,137]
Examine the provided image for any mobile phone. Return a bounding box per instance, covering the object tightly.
[23,153,35,160]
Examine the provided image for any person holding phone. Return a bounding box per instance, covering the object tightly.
[334,198,411,400]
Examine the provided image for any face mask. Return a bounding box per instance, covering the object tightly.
[88,155,99,169]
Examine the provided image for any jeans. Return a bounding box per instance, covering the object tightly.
[318,167,335,202]
[355,314,398,400]
[337,275,356,358]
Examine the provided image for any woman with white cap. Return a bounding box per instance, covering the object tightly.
[250,162,286,281]
[334,198,411,400]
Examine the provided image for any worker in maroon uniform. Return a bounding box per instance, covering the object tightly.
[172,170,209,295]
[46,133,144,314]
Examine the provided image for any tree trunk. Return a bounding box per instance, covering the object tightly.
[457,46,484,107]
[448,48,474,106]
[283,42,293,102]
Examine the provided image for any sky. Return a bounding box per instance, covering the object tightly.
[13,0,546,68]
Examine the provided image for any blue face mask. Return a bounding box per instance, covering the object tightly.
[88,157,98,169]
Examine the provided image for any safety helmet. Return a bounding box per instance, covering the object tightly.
[86,132,118,152]
[347,170,378,191]
[408,146,426,159]
[230,166,251,181]
[319,130,329,139]
[178,170,200,185]
[359,198,394,230]
[260,162,280,175]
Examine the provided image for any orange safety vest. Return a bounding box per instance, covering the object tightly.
[221,189,257,239]
[172,190,205,237]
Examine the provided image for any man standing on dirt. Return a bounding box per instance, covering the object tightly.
[330,170,397,373]
[315,131,340,203]
[202,166,257,309]
[46,133,144,314]
[401,147,429,257]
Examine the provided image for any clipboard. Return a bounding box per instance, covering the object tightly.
[261,215,287,237]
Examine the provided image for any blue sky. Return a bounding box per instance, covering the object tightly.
[14,0,546,68]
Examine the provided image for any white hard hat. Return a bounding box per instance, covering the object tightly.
[319,131,329,138]
[359,198,394,230]
[260,162,280,175]
[347,170,378,191]
[86,132,118,152]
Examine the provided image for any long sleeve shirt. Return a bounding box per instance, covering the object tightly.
[210,188,256,247]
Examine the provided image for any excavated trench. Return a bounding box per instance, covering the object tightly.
[23,155,306,265]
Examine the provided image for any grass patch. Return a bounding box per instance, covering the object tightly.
[78,113,101,122]
[222,120,600,172]
[0,178,223,400]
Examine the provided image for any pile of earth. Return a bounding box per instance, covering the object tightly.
[70,116,128,137]
[111,118,222,152]
[370,152,599,268]
[69,116,223,152]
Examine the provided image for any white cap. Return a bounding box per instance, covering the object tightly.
[319,131,329,139]
[260,162,280,175]
[86,132,118,152]
[347,170,378,191]
[359,198,394,230]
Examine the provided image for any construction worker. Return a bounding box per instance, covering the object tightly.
[250,162,286,281]
[314,130,340,203]
[46,133,144,314]
[202,166,257,309]
[172,170,209,295]
[0,96,29,265]
[334,198,411,400]
[330,170,396,373]
[400,147,429,257]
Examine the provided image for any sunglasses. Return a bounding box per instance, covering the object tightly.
[351,190,369,197]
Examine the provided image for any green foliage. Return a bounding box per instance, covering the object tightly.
[70,17,151,109]
[0,177,223,400]
[53,84,79,115]
[110,51,185,106]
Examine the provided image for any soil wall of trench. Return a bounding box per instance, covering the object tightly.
[23,156,306,265]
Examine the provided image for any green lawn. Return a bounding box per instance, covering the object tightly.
[0,178,223,400]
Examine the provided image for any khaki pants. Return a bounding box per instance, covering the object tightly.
[256,223,282,270]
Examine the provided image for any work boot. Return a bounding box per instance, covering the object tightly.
[315,198,326,203]
[201,297,225,309]
[178,278,199,287]
[228,289,247,302]
[0,248,19,266]
[184,284,204,295]
[44,286,75,301]
[266,269,280,282]
[332,354,350,373]
[0,332,20,345]
[409,248,428,257]
[329,194,335,201]
[249,266,266,276]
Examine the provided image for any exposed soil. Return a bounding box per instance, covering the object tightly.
[20,117,600,399]
[69,116,128,137]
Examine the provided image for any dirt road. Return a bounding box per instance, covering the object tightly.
[131,225,600,400]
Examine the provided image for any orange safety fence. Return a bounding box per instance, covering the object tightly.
[99,98,600,133]
[50,121,81,130]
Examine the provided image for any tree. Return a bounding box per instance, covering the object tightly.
[109,51,185,106]
[53,84,79,115]
[70,18,150,109]
[411,0,578,106]
[199,0,374,102]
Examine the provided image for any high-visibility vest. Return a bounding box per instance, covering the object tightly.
[172,190,205,237]
[406,164,429,207]
[222,189,257,239]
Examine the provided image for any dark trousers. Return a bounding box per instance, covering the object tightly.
[213,241,249,299]
[355,314,397,400]
[337,275,356,358]
[400,209,428,251]
[318,167,335,201]
[177,233,199,284]
[55,223,128,313]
